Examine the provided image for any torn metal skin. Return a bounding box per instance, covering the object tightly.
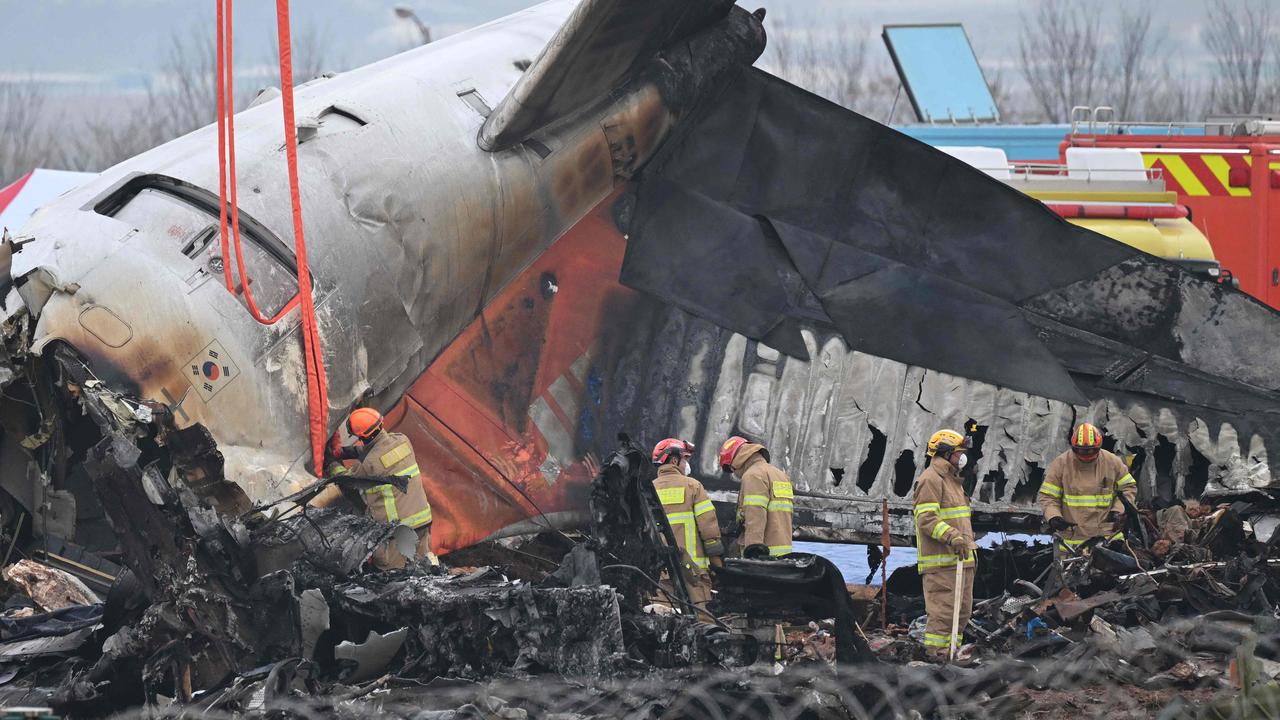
[0,0,768,564]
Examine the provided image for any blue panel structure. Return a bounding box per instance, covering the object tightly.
[883,24,998,124]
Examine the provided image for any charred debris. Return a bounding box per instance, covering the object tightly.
[0,345,1277,717]
[0,348,876,720]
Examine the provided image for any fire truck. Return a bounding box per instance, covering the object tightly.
[940,144,1218,279]
[1063,107,1280,307]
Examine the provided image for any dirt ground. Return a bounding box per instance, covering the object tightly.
[1009,685,1222,719]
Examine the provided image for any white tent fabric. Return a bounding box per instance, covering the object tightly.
[0,169,97,234]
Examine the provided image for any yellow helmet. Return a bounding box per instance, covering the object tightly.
[927,429,971,458]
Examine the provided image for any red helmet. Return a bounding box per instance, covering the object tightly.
[347,407,384,440]
[652,438,694,465]
[719,436,749,472]
[1071,422,1102,461]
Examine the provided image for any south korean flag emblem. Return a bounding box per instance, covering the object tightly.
[186,339,240,402]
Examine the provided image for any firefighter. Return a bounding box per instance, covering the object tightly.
[720,436,793,558]
[913,428,978,660]
[651,438,724,607]
[1038,422,1137,553]
[326,408,435,570]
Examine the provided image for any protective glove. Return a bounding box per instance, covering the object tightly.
[709,556,725,570]
[724,517,743,539]
[1107,510,1124,525]
[948,533,978,558]
[1046,516,1072,532]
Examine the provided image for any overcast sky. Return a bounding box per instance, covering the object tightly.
[0,0,1211,93]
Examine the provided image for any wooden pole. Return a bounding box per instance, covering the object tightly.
[949,558,964,661]
[880,499,890,629]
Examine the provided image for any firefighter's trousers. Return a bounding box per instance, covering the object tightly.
[683,566,713,608]
[922,564,975,655]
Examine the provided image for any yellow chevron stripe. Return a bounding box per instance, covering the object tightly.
[1146,154,1209,196]
[1202,155,1251,197]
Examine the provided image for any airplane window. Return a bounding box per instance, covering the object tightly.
[95,175,299,318]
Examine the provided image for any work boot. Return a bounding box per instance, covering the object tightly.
[922,648,948,664]
[925,646,976,667]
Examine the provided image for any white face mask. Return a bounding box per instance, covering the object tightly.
[680,460,692,475]
[956,454,969,470]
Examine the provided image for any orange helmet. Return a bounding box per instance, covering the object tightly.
[719,436,749,472]
[652,438,694,465]
[347,407,383,440]
[1071,422,1103,461]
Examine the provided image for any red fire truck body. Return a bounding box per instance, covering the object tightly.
[1064,127,1280,307]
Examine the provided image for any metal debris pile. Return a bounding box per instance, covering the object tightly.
[963,498,1280,662]
[824,496,1280,717]
[0,429,1277,718]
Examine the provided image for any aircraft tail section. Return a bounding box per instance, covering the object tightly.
[479,0,743,151]
[619,68,1280,415]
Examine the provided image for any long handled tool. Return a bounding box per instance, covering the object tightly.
[949,555,964,661]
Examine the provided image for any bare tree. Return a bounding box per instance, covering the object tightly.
[0,81,52,187]
[1202,0,1276,115]
[63,88,173,172]
[58,21,338,174]
[1145,62,1207,122]
[265,20,340,89]
[159,26,224,140]
[764,14,869,111]
[1112,5,1161,119]
[1019,0,1108,122]
[981,63,1029,122]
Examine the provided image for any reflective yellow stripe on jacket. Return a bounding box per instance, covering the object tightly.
[401,506,432,528]
[659,485,711,568]
[1063,493,1115,508]
[365,484,399,522]
[366,459,430,528]
[380,443,412,468]
[664,510,704,566]
[397,460,431,527]
[657,487,685,505]
[917,551,977,569]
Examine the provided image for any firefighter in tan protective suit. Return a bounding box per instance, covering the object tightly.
[651,438,724,607]
[325,408,435,570]
[913,428,978,660]
[1039,422,1137,553]
[720,436,793,558]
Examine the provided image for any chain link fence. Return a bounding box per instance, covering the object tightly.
[100,616,1274,720]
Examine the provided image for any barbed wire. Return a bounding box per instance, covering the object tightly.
[102,624,1263,720]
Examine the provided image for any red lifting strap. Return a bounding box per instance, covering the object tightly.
[215,0,330,476]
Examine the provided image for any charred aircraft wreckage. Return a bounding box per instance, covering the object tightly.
[1,0,1280,711]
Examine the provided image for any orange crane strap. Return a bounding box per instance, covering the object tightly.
[215,0,329,476]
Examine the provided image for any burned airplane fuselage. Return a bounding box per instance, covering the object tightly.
[0,1,763,550]
[2,0,1280,563]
